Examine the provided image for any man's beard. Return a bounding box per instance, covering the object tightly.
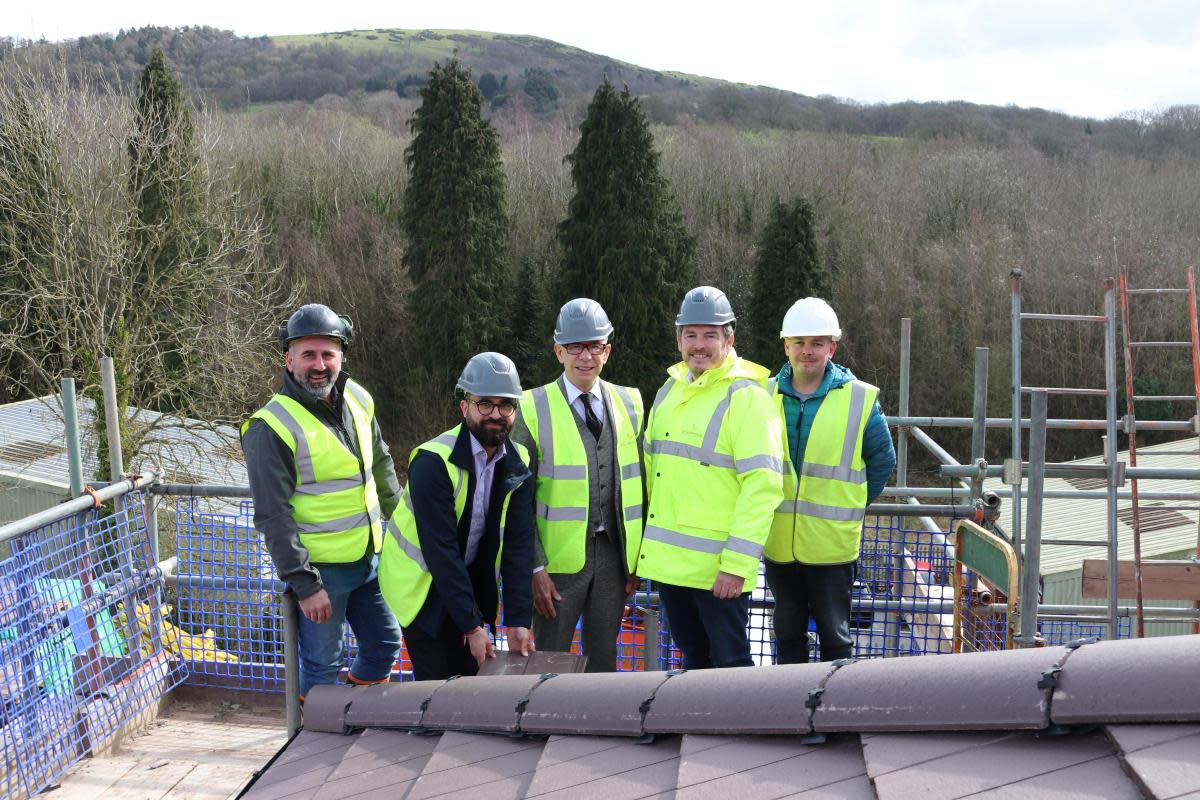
[466,415,512,448]
[297,367,339,399]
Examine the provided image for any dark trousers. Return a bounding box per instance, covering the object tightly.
[403,614,480,682]
[533,532,626,672]
[657,583,753,669]
[764,560,856,664]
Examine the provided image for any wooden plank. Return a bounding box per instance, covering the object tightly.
[1081,559,1200,601]
[47,757,139,799]
[163,762,259,799]
[94,759,194,799]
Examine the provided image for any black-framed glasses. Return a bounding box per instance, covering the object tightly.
[564,342,608,356]
[469,398,518,417]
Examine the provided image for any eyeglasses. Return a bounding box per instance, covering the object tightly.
[468,398,518,417]
[563,342,608,356]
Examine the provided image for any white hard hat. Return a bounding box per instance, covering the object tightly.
[780,297,841,340]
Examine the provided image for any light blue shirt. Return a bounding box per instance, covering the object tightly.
[466,432,505,565]
[562,376,606,426]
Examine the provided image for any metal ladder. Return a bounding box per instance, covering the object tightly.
[1117,265,1200,637]
[1010,270,1122,642]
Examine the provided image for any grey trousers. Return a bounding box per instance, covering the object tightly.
[532,531,627,672]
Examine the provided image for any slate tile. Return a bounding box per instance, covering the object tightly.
[522,734,682,798]
[870,730,1133,799]
[969,755,1142,799]
[241,730,361,799]
[421,673,546,732]
[520,670,672,736]
[406,729,545,800]
[815,647,1066,732]
[343,680,442,729]
[674,733,871,799]
[644,663,833,735]
[1052,635,1200,724]
[478,649,588,676]
[1107,724,1200,800]
[860,731,1014,779]
[312,728,441,800]
[302,684,356,733]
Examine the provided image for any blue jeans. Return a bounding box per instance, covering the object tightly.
[764,560,856,663]
[657,583,753,669]
[296,554,401,697]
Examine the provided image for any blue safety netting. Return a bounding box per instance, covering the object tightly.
[0,491,183,800]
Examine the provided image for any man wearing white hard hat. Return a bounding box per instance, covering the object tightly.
[764,298,896,663]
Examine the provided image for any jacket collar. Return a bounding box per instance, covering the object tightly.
[776,360,855,400]
[666,353,771,388]
[448,423,532,486]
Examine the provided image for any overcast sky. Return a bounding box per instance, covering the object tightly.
[3,0,1197,120]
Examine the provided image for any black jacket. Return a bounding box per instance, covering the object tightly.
[241,370,401,598]
[406,424,535,637]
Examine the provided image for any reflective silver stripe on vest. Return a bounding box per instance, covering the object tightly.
[611,383,640,435]
[536,502,588,523]
[265,400,317,484]
[624,504,643,521]
[343,380,370,412]
[293,476,364,496]
[768,378,777,394]
[621,462,642,480]
[725,535,765,559]
[643,524,724,554]
[798,381,870,485]
[646,380,782,474]
[532,383,588,480]
[297,510,373,534]
[776,499,867,522]
[650,379,675,415]
[433,433,457,449]
[386,519,428,571]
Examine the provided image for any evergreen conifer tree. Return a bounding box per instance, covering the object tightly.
[509,257,553,386]
[748,196,828,368]
[127,46,208,404]
[557,78,695,394]
[403,59,510,398]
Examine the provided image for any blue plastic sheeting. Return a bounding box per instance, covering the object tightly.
[0,491,184,800]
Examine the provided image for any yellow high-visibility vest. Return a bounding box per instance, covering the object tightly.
[638,357,785,590]
[243,380,381,563]
[377,426,529,627]
[765,378,877,564]
[520,379,644,574]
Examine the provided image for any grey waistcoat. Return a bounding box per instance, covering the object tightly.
[562,378,624,566]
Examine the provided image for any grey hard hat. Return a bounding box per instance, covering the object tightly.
[675,286,736,327]
[278,303,354,349]
[554,298,614,345]
[456,352,522,399]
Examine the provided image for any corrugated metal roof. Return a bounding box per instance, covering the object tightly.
[987,436,1200,576]
[0,395,246,490]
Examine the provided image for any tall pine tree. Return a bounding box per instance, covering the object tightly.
[127,46,208,406]
[558,78,695,395]
[748,196,829,368]
[403,59,510,398]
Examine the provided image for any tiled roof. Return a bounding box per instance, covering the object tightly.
[241,634,1200,799]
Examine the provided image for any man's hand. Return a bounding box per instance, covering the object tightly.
[532,571,562,619]
[712,571,745,600]
[298,589,332,623]
[465,626,496,667]
[507,626,535,656]
[624,574,641,600]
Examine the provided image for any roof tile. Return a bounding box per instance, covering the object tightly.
[1052,635,1200,724]
[311,728,440,800]
[645,663,833,735]
[1107,724,1200,800]
[521,670,672,736]
[815,647,1067,732]
[406,729,544,799]
[301,685,356,733]
[675,733,872,798]
[868,730,1140,799]
[343,680,444,729]
[421,674,547,733]
[522,734,682,798]
[241,730,361,799]
[478,649,588,675]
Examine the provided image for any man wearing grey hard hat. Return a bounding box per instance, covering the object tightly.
[512,299,646,672]
[378,352,537,680]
